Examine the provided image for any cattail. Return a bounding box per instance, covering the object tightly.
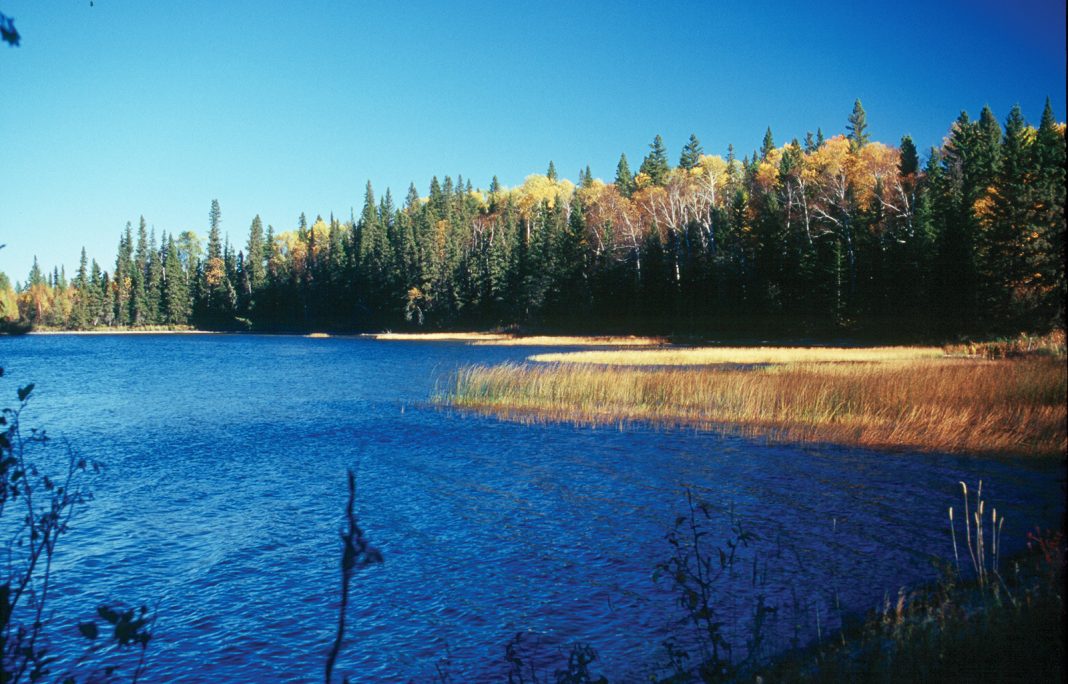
[961,482,978,578]
[949,507,961,576]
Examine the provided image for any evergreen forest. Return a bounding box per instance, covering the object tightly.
[4,100,1064,339]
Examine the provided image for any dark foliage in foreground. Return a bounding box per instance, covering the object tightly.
[0,372,153,683]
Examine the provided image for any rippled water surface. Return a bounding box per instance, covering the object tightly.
[0,334,1063,682]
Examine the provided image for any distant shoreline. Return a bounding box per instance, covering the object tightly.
[27,329,220,335]
[22,329,670,346]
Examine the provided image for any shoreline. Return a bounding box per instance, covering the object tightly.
[22,329,672,346]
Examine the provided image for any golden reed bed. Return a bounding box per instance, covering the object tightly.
[444,356,1067,457]
[373,332,665,346]
[529,346,944,365]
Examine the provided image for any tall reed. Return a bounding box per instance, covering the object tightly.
[950,481,1007,588]
[445,357,1066,456]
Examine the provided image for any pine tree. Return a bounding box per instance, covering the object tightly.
[131,216,150,325]
[246,215,266,294]
[760,127,776,161]
[983,104,1034,326]
[163,235,190,325]
[899,135,919,177]
[208,200,222,260]
[1032,97,1067,326]
[146,228,162,324]
[71,247,90,328]
[546,161,557,181]
[679,133,704,170]
[614,153,635,197]
[847,99,870,150]
[639,135,671,185]
[114,223,133,326]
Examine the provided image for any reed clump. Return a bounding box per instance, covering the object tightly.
[445,356,1067,456]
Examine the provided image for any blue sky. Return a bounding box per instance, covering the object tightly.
[1,0,1064,279]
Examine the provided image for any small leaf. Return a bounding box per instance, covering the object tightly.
[17,384,34,402]
[78,621,99,640]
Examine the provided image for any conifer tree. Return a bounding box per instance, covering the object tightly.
[131,216,150,325]
[679,133,704,170]
[146,228,162,324]
[546,160,557,181]
[847,99,870,150]
[71,247,91,328]
[639,135,670,185]
[1032,97,1067,325]
[760,127,776,161]
[614,153,635,197]
[899,135,919,177]
[163,235,190,325]
[246,215,266,294]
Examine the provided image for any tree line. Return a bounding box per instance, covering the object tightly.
[3,99,1064,338]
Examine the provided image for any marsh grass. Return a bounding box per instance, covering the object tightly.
[373,332,665,346]
[444,357,1067,456]
[529,346,945,365]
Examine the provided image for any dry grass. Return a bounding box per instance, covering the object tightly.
[473,335,666,347]
[529,346,944,365]
[444,357,1067,456]
[372,332,665,346]
[372,332,512,342]
[943,329,1067,359]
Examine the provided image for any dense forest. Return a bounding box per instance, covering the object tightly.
[3,100,1064,338]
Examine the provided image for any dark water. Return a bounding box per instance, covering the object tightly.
[0,334,1062,682]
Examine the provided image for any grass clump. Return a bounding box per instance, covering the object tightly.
[444,356,1066,456]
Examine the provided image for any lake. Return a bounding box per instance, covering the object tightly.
[0,334,1063,682]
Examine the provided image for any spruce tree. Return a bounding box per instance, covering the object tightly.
[130,216,150,325]
[1033,97,1067,326]
[614,153,635,197]
[246,215,266,294]
[984,104,1033,326]
[760,127,776,161]
[639,135,670,186]
[679,133,704,170]
[71,247,90,328]
[146,228,162,324]
[898,135,919,177]
[847,99,870,150]
[546,160,557,181]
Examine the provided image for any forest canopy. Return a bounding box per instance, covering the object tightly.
[4,100,1065,338]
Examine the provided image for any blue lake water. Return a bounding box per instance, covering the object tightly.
[0,334,1063,682]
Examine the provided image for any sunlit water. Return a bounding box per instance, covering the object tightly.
[0,334,1063,682]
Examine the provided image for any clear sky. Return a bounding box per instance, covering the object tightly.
[1,0,1064,280]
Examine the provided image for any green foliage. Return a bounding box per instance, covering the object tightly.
[639,135,671,186]
[11,103,1065,338]
[614,153,635,198]
[847,98,870,150]
[679,133,704,170]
